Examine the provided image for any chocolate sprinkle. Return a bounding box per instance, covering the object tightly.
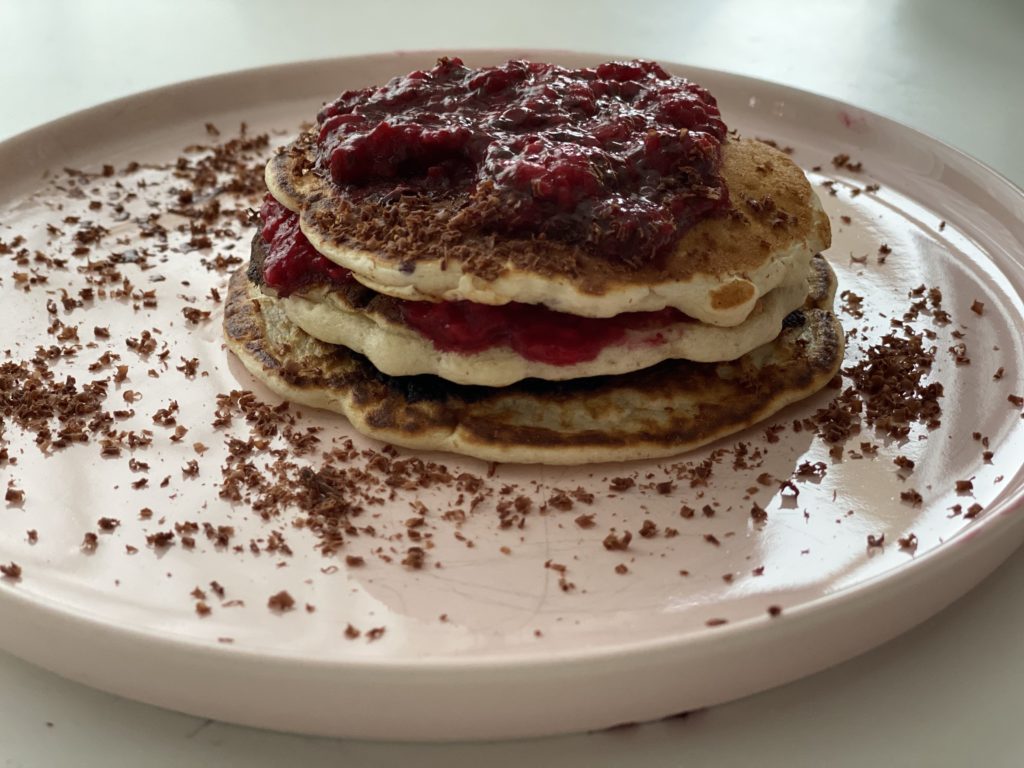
[0,562,22,580]
[267,590,295,612]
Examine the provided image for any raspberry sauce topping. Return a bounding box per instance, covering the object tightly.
[315,57,729,266]
[400,299,686,366]
[258,203,689,366]
[259,196,353,296]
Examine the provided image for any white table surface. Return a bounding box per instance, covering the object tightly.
[1,1,1022,765]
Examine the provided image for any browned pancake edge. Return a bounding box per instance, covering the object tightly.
[224,268,844,465]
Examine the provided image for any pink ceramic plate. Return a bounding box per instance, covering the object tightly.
[0,51,1022,740]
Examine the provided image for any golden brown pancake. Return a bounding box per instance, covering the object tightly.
[224,269,844,465]
[266,135,830,326]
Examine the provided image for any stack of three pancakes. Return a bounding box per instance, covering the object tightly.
[226,60,843,464]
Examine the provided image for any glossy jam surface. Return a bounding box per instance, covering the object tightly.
[259,196,353,297]
[261,203,686,366]
[400,300,685,366]
[315,57,729,266]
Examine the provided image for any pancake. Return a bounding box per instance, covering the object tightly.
[224,269,844,465]
[267,135,830,326]
[259,228,835,385]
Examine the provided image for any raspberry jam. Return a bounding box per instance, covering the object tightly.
[400,300,686,366]
[259,196,353,297]
[316,57,729,266]
[260,202,687,366]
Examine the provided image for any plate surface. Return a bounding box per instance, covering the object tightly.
[1,51,1023,741]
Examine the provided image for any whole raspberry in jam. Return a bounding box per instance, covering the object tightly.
[315,57,729,266]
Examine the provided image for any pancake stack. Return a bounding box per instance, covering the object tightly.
[225,58,843,464]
